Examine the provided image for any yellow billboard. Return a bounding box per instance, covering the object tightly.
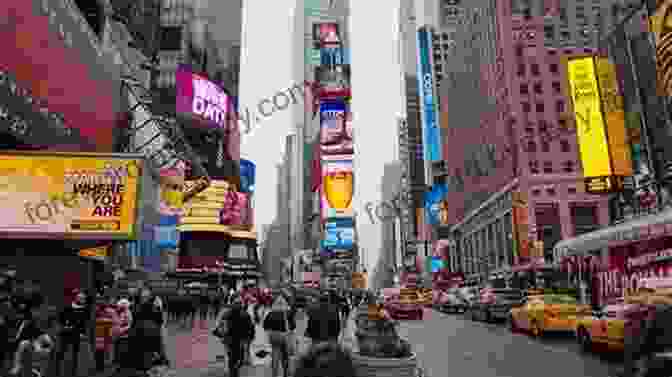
[595,57,633,177]
[0,152,142,238]
[567,57,613,178]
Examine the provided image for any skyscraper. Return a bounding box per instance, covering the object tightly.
[436,0,632,280]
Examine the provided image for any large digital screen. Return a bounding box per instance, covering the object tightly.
[322,218,355,250]
[417,27,442,162]
[566,57,613,179]
[239,159,256,194]
[424,184,449,226]
[0,152,143,239]
[313,23,340,47]
[321,158,353,219]
[320,101,353,155]
[176,65,229,129]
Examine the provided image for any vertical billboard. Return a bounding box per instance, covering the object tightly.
[239,159,256,194]
[512,191,530,261]
[595,57,633,177]
[321,217,355,252]
[424,184,449,226]
[417,26,442,180]
[566,56,626,193]
[320,101,352,155]
[321,158,354,219]
[315,65,351,99]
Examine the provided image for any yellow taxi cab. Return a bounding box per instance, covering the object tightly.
[509,294,590,337]
[417,288,433,306]
[385,288,424,320]
[574,277,672,354]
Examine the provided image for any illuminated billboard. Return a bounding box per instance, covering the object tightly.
[176,65,229,129]
[320,101,353,155]
[315,65,351,99]
[595,57,633,177]
[0,152,143,239]
[322,218,355,250]
[566,56,625,193]
[313,23,340,47]
[321,158,353,219]
[417,27,442,165]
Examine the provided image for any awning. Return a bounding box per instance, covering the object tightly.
[553,208,672,261]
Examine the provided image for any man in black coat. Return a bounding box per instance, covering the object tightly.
[217,298,255,377]
[54,289,89,377]
[305,295,340,345]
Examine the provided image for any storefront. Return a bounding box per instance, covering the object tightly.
[554,209,672,306]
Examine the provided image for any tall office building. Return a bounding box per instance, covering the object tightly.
[436,0,634,281]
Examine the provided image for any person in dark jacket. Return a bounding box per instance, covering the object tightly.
[54,289,89,377]
[293,342,356,377]
[134,288,169,365]
[263,294,296,377]
[117,315,163,373]
[622,296,672,377]
[305,295,340,346]
[215,297,255,377]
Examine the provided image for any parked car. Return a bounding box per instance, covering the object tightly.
[440,292,469,314]
[470,288,523,322]
[385,290,424,320]
[418,288,433,307]
[575,300,647,353]
[509,294,590,337]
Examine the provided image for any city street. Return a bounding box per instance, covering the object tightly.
[160,308,622,377]
[398,309,622,377]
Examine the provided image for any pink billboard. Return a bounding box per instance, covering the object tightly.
[220,191,250,227]
[176,65,229,129]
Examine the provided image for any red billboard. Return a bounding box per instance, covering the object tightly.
[0,2,120,150]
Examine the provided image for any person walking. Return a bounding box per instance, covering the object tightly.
[54,289,89,377]
[134,288,169,366]
[305,295,341,347]
[262,294,296,377]
[94,295,120,372]
[213,297,255,377]
[9,294,54,377]
[113,298,132,366]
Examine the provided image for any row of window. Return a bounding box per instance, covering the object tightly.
[516,60,560,75]
[521,100,565,113]
[529,160,576,174]
[523,119,569,134]
[525,139,571,153]
[531,186,579,197]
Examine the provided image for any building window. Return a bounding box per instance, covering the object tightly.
[556,100,565,113]
[559,7,568,24]
[560,139,570,152]
[522,102,531,112]
[544,25,555,40]
[552,81,561,93]
[160,26,183,51]
[529,160,540,174]
[576,6,587,26]
[571,205,599,236]
[546,187,556,195]
[541,141,550,152]
[539,120,548,132]
[531,63,540,76]
[536,103,545,112]
[532,189,541,196]
[517,63,525,75]
[563,160,574,172]
[558,118,568,129]
[533,82,543,94]
[550,63,559,73]
[543,161,552,173]
[520,83,529,95]
[516,46,524,57]
[526,141,537,152]
[568,187,577,194]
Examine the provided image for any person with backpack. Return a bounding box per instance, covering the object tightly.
[305,295,341,347]
[213,296,255,377]
[263,294,297,377]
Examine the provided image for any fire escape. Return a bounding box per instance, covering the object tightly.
[107,0,210,200]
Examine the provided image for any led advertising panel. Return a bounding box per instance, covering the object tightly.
[322,218,355,250]
[320,101,353,155]
[566,57,615,192]
[424,184,449,226]
[595,57,633,177]
[315,65,351,99]
[239,159,256,194]
[321,158,353,219]
[176,65,229,129]
[0,152,143,239]
[417,27,442,163]
[313,22,340,47]
[320,46,349,66]
[430,256,445,273]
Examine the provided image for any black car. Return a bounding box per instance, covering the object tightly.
[469,288,523,323]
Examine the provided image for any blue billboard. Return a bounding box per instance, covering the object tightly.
[417,27,442,162]
[320,46,349,66]
[424,183,448,226]
[239,159,256,193]
[321,218,355,250]
[155,215,179,249]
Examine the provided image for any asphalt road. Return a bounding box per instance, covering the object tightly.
[160,308,621,377]
[397,309,622,377]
